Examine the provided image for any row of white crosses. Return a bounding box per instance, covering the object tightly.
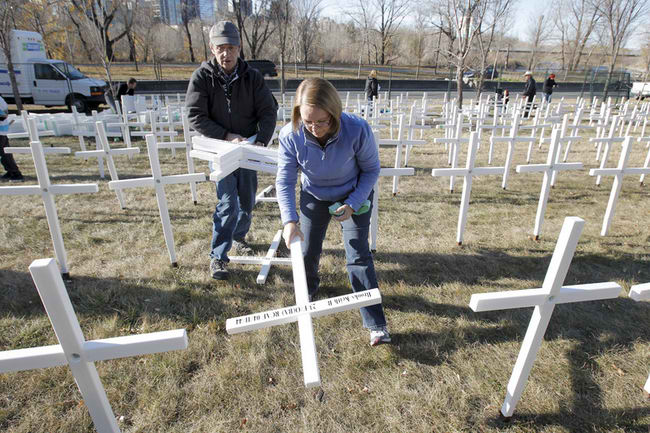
[75,121,140,179]
[0,258,188,433]
[0,133,98,278]
[226,237,382,387]
[108,135,206,267]
[470,216,623,418]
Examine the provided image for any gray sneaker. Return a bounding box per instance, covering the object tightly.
[232,239,253,256]
[369,327,391,346]
[210,258,228,280]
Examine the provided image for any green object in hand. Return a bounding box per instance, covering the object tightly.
[328,200,371,217]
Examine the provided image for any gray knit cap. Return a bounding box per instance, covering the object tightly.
[209,21,240,46]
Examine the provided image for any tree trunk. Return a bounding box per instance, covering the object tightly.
[456,66,464,110]
[2,45,23,111]
[184,21,196,63]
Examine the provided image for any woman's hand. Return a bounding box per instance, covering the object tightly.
[282,222,304,248]
[333,204,354,222]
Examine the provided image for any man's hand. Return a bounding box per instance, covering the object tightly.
[282,222,304,249]
[333,204,354,222]
[225,132,245,143]
[254,141,266,147]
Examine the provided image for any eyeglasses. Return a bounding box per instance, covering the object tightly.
[303,118,331,129]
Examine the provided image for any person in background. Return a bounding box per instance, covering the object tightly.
[185,21,277,280]
[543,73,557,103]
[276,78,391,346]
[522,71,536,118]
[364,70,379,116]
[0,95,22,182]
[115,77,137,113]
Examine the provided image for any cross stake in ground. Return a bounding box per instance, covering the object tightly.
[469,217,622,418]
[226,237,382,387]
[0,258,188,433]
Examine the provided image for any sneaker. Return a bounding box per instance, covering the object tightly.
[1,173,11,181]
[369,327,391,346]
[8,173,24,182]
[232,239,253,256]
[210,258,229,280]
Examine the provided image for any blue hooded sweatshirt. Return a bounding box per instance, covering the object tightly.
[276,112,380,225]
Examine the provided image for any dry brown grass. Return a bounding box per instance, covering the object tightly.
[0,101,649,432]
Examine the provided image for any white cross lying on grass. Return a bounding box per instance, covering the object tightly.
[0,140,98,278]
[469,216,622,418]
[226,237,382,388]
[628,282,650,393]
[0,258,188,433]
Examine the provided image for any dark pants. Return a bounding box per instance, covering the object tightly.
[0,135,20,176]
[524,95,535,118]
[210,168,257,262]
[300,189,386,330]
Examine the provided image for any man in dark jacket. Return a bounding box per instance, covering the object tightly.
[522,71,536,118]
[542,74,557,103]
[186,21,278,280]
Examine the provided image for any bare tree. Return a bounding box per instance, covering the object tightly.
[347,0,410,64]
[433,0,486,109]
[180,0,197,63]
[68,0,131,61]
[526,14,549,71]
[295,0,323,70]
[555,0,601,72]
[474,0,514,96]
[345,1,378,64]
[0,0,25,110]
[592,0,648,99]
[409,9,429,79]
[231,0,275,59]
[270,0,292,94]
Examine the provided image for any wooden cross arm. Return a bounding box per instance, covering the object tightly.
[590,167,650,176]
[226,289,382,334]
[240,160,279,175]
[378,139,427,146]
[157,141,188,149]
[516,163,583,173]
[7,130,55,139]
[0,185,43,196]
[161,173,206,185]
[589,137,625,143]
[50,184,99,195]
[432,167,504,177]
[434,138,469,144]
[0,330,188,374]
[109,177,155,190]
[7,147,71,155]
[519,124,552,130]
[490,137,536,144]
[75,148,140,158]
[629,283,650,301]
[228,256,292,265]
[469,282,622,312]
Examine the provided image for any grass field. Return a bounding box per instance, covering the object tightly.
[0,102,649,432]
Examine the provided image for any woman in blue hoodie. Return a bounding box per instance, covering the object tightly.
[276,78,390,346]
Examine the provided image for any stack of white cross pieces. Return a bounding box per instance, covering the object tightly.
[6,116,71,156]
[0,258,188,433]
[226,237,382,387]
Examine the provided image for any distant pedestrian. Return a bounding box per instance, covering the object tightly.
[0,96,23,182]
[364,70,379,116]
[116,78,137,112]
[522,71,536,118]
[543,73,557,103]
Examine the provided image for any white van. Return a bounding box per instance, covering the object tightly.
[0,30,106,112]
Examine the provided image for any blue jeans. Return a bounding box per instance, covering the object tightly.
[543,93,552,103]
[210,168,257,262]
[300,189,387,330]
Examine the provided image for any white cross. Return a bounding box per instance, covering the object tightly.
[490,113,536,190]
[108,135,206,266]
[432,131,504,245]
[75,121,140,180]
[639,144,650,186]
[590,115,624,186]
[433,112,469,193]
[226,237,382,388]
[0,140,98,278]
[516,128,583,240]
[6,116,71,155]
[0,258,188,433]
[589,137,650,236]
[469,217,622,418]
[628,282,650,393]
[7,111,55,140]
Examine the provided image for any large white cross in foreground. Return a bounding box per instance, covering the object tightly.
[0,140,98,278]
[108,135,206,266]
[516,128,583,240]
[431,131,504,245]
[589,137,650,236]
[226,237,382,388]
[0,258,188,433]
[469,217,622,418]
[628,282,650,393]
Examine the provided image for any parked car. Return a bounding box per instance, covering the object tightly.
[247,60,278,77]
[463,66,499,79]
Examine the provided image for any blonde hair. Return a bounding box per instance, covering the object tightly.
[369,70,377,78]
[292,78,342,133]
